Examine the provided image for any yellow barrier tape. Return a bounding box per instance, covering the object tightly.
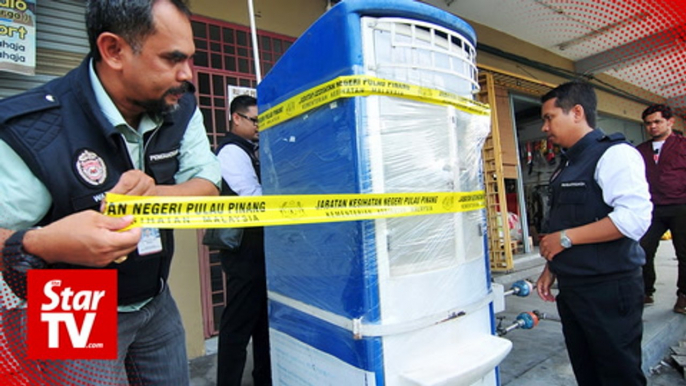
[259,75,490,131]
[105,191,485,229]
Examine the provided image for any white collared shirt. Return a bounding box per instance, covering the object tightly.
[218,143,261,196]
[596,143,652,241]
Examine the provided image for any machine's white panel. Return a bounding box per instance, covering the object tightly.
[360,16,505,386]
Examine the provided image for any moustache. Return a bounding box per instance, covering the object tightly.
[165,81,195,97]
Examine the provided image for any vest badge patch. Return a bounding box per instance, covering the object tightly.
[75,149,108,186]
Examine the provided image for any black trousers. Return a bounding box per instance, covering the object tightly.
[640,204,686,296]
[217,227,271,386]
[556,271,646,386]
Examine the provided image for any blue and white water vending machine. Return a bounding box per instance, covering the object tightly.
[258,1,512,385]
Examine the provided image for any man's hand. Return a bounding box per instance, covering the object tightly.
[109,170,157,196]
[539,232,564,262]
[536,264,556,302]
[107,170,220,198]
[101,170,158,212]
[22,211,141,267]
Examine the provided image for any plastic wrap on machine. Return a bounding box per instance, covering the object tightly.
[258,1,512,385]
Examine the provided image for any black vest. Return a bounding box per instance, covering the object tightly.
[0,58,196,305]
[546,130,645,281]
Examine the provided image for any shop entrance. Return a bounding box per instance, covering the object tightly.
[512,94,554,245]
[478,68,554,271]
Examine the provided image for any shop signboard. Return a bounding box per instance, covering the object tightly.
[0,0,36,75]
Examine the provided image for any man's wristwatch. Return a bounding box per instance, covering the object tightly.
[3,228,47,273]
[2,228,47,300]
[560,230,573,249]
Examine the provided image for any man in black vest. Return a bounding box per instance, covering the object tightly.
[216,95,271,386]
[535,82,652,386]
[0,0,220,384]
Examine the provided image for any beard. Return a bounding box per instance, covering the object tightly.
[134,81,193,116]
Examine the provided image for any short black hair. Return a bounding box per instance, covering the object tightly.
[86,0,191,62]
[642,104,673,121]
[230,95,257,115]
[541,81,597,128]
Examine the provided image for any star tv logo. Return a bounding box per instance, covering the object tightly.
[27,270,117,360]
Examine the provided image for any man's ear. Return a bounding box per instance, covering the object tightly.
[96,32,127,70]
[571,104,585,124]
[667,116,676,128]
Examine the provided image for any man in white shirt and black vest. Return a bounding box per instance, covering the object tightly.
[536,81,652,386]
[215,95,272,386]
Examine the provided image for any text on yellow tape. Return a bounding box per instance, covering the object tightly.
[105,191,486,229]
[258,75,490,131]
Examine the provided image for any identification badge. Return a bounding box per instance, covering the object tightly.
[137,228,163,256]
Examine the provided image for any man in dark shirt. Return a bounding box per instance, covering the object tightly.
[636,104,686,313]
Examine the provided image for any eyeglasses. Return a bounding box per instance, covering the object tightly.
[237,112,259,126]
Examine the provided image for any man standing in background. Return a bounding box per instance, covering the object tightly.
[636,104,686,312]
[216,95,271,386]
